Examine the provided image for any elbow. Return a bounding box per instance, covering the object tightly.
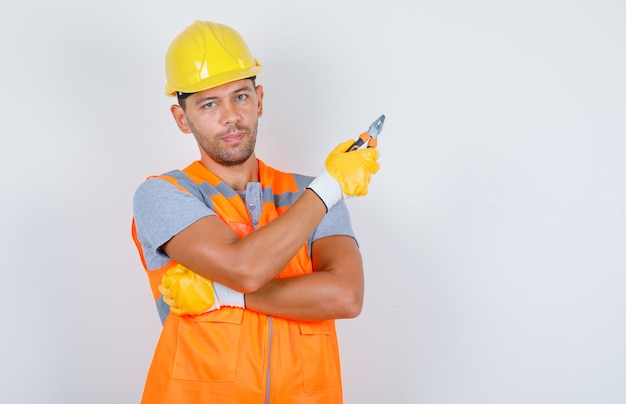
[343,296,363,318]
[217,259,274,293]
[333,289,363,319]
[237,278,265,294]
[229,271,270,294]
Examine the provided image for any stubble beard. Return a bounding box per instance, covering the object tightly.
[193,122,258,167]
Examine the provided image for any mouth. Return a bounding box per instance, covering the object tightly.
[218,124,249,143]
[220,131,246,143]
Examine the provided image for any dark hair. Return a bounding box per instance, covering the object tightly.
[177,76,257,109]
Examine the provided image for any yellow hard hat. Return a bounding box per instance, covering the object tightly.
[164,21,262,96]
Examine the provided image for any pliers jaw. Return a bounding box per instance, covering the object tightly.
[347,114,386,151]
[368,115,385,139]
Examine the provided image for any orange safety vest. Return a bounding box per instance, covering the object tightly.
[132,160,343,404]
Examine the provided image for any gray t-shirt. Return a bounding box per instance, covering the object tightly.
[133,177,356,271]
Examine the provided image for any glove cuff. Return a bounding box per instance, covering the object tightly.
[307,169,343,212]
[213,282,245,309]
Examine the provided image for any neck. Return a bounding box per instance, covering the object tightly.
[199,153,259,191]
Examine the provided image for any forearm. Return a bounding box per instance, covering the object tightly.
[165,189,327,292]
[245,271,363,321]
[244,235,365,321]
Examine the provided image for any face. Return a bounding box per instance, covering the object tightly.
[171,79,264,167]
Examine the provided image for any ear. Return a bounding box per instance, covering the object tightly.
[170,104,192,133]
[256,85,264,118]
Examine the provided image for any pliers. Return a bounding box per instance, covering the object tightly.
[347,114,386,152]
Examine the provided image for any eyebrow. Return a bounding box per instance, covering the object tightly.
[194,85,253,106]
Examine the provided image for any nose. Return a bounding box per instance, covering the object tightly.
[221,100,241,125]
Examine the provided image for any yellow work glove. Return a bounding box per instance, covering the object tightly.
[158,264,245,316]
[308,139,380,211]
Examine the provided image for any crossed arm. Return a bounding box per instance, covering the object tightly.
[162,190,364,321]
[245,235,364,321]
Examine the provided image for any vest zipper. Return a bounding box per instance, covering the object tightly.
[265,315,273,404]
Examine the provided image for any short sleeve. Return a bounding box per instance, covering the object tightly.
[133,177,216,269]
[309,200,356,251]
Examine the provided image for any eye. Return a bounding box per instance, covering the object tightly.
[235,94,248,101]
[202,101,217,109]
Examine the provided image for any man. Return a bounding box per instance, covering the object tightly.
[132,20,380,403]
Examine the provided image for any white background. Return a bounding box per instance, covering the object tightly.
[1,1,625,403]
